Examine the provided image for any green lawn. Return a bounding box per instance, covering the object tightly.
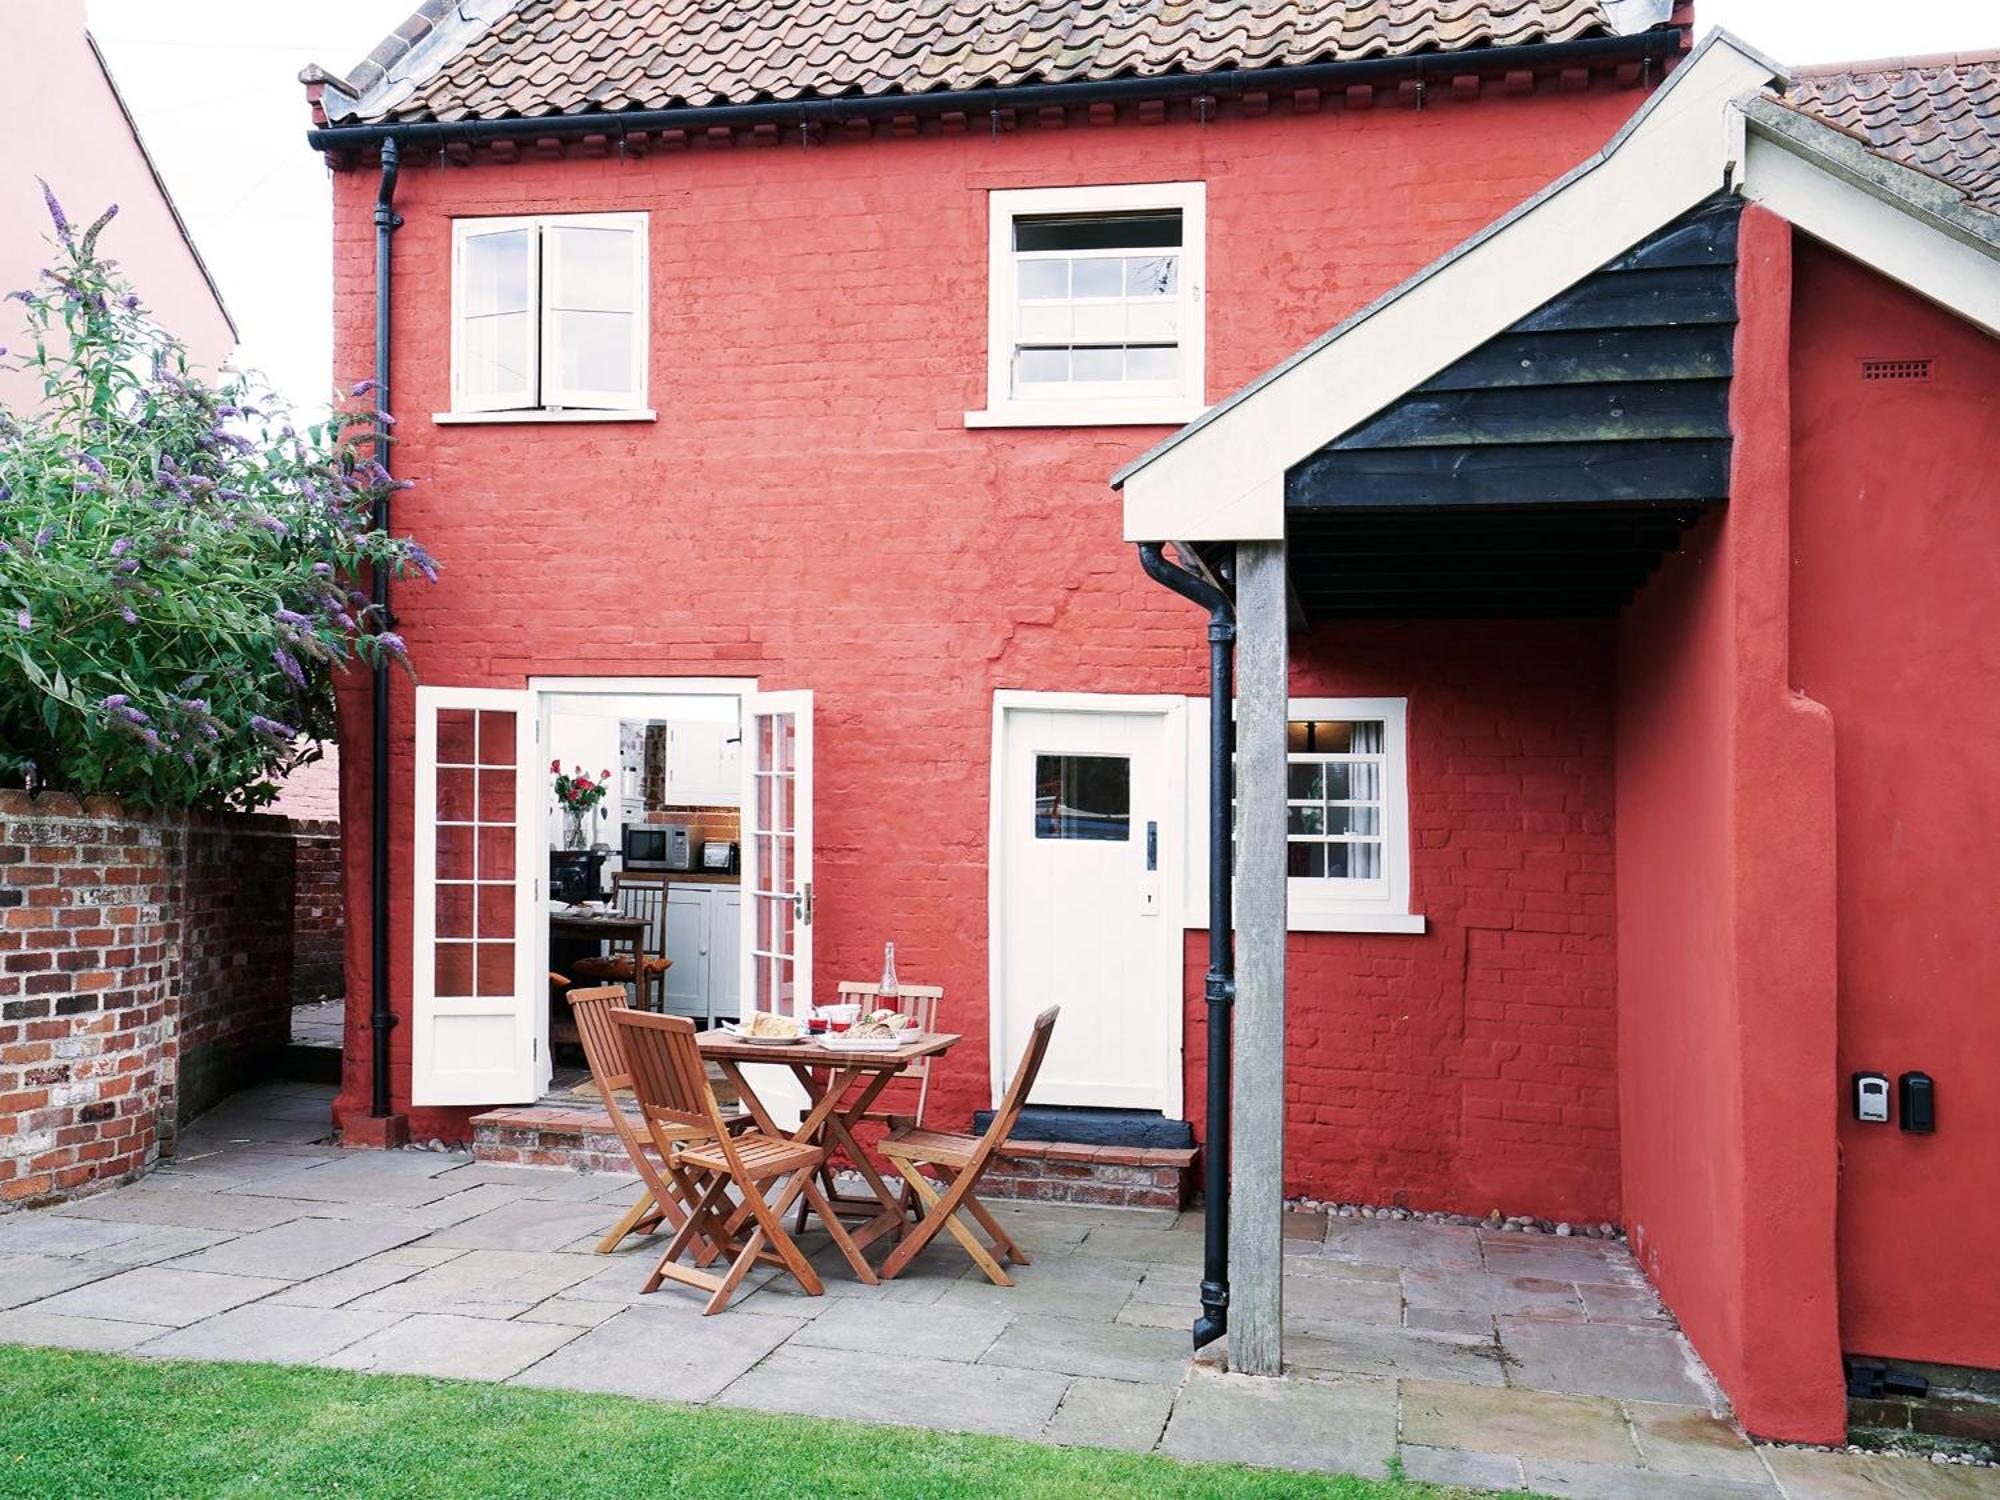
[0,1345,1468,1500]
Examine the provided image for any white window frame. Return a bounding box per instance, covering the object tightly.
[442,211,652,423]
[1285,697,1420,933]
[967,181,1206,429]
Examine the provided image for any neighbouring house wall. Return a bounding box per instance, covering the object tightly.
[1176,619,1620,1221]
[1615,207,1843,1442]
[0,0,233,411]
[327,72,1663,1144]
[0,791,314,1208]
[288,820,344,1004]
[1786,240,2000,1373]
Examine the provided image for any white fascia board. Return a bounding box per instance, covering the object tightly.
[1740,106,2000,339]
[1119,33,1782,544]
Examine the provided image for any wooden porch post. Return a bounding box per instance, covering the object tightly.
[1229,538,1288,1375]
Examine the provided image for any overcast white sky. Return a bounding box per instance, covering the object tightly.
[85,0,1997,415]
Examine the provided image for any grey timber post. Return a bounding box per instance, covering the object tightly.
[1229,538,1288,1375]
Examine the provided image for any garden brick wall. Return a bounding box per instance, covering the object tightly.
[289,821,344,1004]
[0,790,322,1208]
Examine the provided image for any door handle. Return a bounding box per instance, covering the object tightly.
[1146,821,1158,872]
[795,882,814,927]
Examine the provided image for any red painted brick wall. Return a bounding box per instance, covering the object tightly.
[327,75,1659,1167]
[0,791,314,1208]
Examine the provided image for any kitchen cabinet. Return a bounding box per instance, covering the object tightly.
[661,882,741,1025]
[663,721,740,807]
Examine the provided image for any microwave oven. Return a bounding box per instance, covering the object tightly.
[623,824,692,871]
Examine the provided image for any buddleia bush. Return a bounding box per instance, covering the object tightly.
[0,183,433,809]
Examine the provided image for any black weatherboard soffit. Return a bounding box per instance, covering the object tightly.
[1285,194,1742,620]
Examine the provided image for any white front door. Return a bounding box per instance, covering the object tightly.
[411,687,544,1106]
[995,699,1183,1112]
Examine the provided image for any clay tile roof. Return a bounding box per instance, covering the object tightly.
[1789,52,2000,214]
[327,0,1645,126]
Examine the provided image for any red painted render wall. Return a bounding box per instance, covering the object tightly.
[1615,208,1844,1443]
[1176,621,1620,1221]
[1787,241,2000,1372]
[325,84,1657,1152]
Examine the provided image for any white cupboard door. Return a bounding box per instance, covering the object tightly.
[708,887,743,1024]
[740,691,813,1020]
[412,687,541,1106]
[662,886,706,1020]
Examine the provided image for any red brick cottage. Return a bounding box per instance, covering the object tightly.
[303,2,2000,1441]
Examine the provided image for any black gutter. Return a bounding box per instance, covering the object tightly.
[369,137,403,1121]
[307,31,1682,152]
[1138,543,1235,1352]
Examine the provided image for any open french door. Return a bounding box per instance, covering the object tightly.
[411,686,544,1106]
[739,691,813,1021]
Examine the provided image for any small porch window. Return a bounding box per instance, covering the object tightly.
[443,212,650,422]
[969,182,1205,429]
[1285,697,1420,933]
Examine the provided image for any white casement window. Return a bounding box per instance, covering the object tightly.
[444,212,650,422]
[968,182,1206,428]
[1284,697,1421,933]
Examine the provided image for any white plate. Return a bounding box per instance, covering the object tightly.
[819,1034,909,1051]
[721,1024,807,1046]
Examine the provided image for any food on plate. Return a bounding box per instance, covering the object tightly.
[846,1009,918,1040]
[743,1011,802,1039]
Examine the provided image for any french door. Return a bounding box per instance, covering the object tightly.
[740,691,813,1020]
[411,687,542,1105]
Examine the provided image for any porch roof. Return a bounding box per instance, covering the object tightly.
[1115,30,2000,558]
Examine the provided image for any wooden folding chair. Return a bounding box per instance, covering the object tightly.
[614,1009,878,1314]
[566,986,738,1260]
[876,1005,1059,1286]
[570,873,673,1010]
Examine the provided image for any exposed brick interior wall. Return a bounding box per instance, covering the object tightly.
[0,791,319,1208]
[289,820,344,1004]
[1180,621,1621,1223]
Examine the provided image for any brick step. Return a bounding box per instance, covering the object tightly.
[470,1105,1196,1210]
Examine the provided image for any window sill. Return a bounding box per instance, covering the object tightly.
[432,408,657,426]
[964,402,1205,430]
[1288,911,1428,935]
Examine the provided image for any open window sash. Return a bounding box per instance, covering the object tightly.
[451,218,540,413]
[538,214,647,410]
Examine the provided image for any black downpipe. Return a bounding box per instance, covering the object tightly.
[369,138,402,1120]
[1138,543,1235,1351]
[306,31,1682,153]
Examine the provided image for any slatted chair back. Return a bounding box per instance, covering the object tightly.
[566,985,637,1097]
[836,980,945,1124]
[977,1006,1060,1154]
[616,1008,729,1143]
[611,871,670,959]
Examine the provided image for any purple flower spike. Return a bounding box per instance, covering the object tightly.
[34,525,54,548]
[272,647,305,688]
[110,537,131,558]
[351,378,379,397]
[120,606,138,624]
[100,694,129,710]
[37,178,71,242]
[14,608,28,630]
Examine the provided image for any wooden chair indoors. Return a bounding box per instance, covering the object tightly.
[570,872,672,1010]
[875,1005,1060,1287]
[565,986,741,1260]
[614,1009,879,1314]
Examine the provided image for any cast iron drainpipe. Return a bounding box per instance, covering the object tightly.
[1138,542,1235,1351]
[369,138,403,1120]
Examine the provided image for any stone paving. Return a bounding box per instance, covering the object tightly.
[0,1084,1993,1499]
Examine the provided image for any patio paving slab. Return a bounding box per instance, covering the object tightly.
[1398,1444,1529,1489]
[1582,1282,1676,1327]
[512,1302,807,1404]
[937,1261,1143,1322]
[1407,1306,1496,1338]
[1500,1315,1718,1406]
[436,1163,641,1204]
[717,1343,1072,1439]
[1160,1367,1396,1478]
[164,1217,424,1282]
[1399,1378,1636,1466]
[0,1254,134,1311]
[1522,1456,1780,1497]
[320,1312,583,1381]
[31,1266,289,1329]
[0,1308,174,1352]
[135,1304,404,1365]
[1287,1324,1506,1385]
[1760,1448,2000,1499]
[265,1253,458,1310]
[55,1186,315,1233]
[1627,1401,1769,1482]
[1284,1273,1409,1329]
[72,1225,242,1266]
[790,1299,1010,1362]
[1404,1268,1589,1320]
[234,1154,477,1208]
[1480,1234,1647,1287]
[1072,1226,1206,1267]
[422,1198,627,1252]
[345,1249,603,1316]
[982,1312,1190,1385]
[1041,1376,1176,1452]
[0,1214,150,1258]
[1322,1220,1483,1271]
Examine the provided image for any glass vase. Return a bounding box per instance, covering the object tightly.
[562,805,589,850]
